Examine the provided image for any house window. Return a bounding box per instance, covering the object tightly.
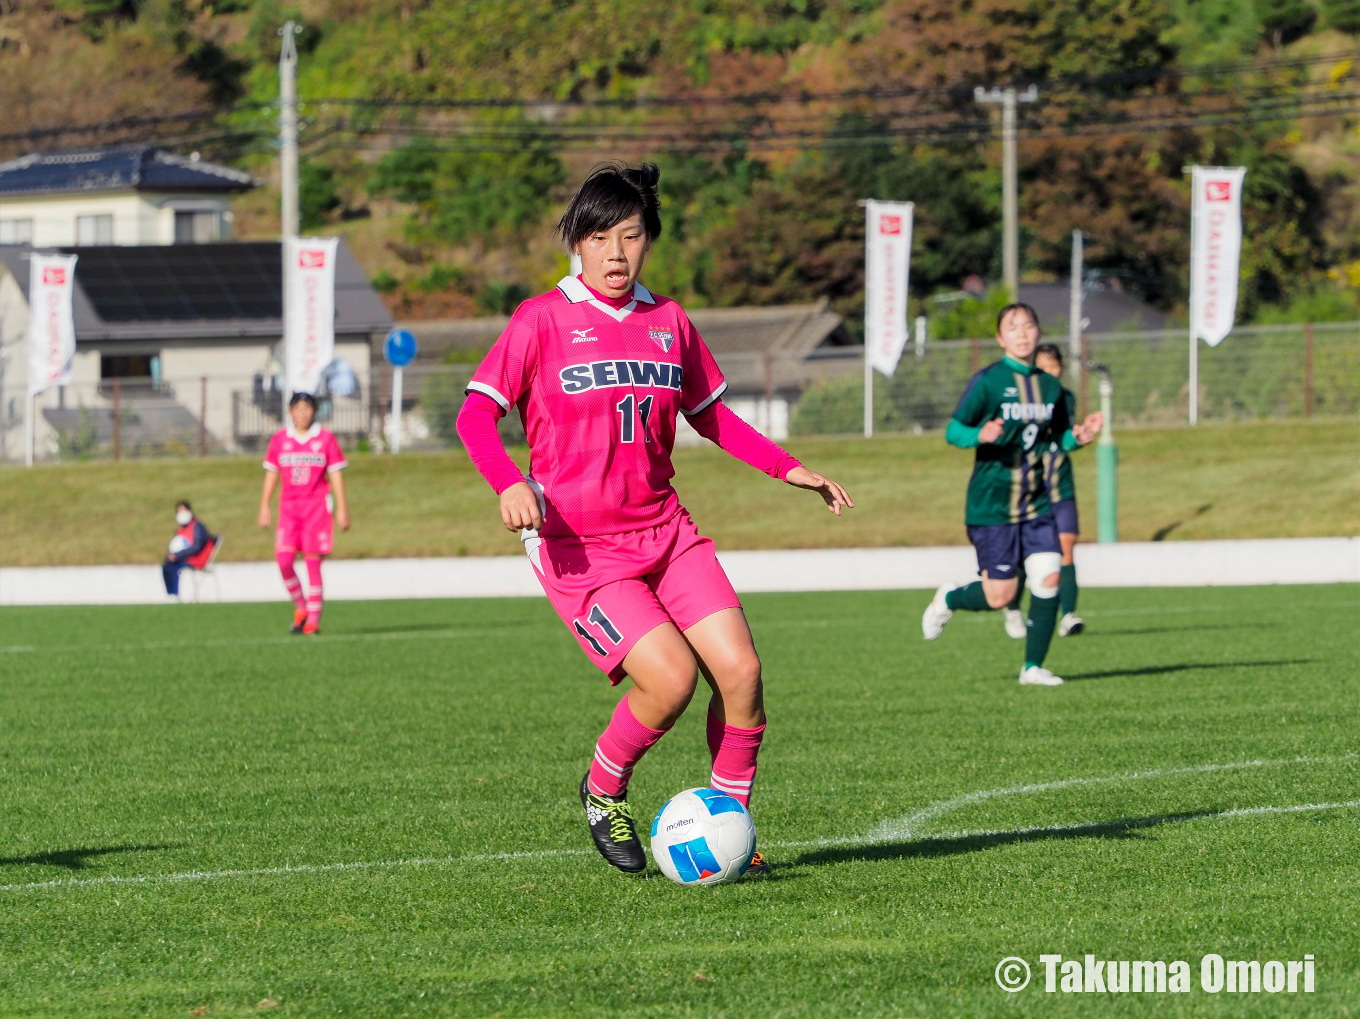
[0,218,33,245]
[174,210,220,243]
[76,214,114,245]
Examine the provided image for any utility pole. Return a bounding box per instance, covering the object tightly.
[975,85,1037,297]
[1068,229,1084,386]
[278,21,299,407]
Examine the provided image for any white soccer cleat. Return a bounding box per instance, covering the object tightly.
[1019,665,1064,686]
[922,584,954,640]
[1003,608,1027,639]
[1058,612,1085,637]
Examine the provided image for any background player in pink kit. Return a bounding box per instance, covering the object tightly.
[258,392,349,635]
[457,163,854,876]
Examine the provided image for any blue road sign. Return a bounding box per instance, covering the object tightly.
[384,328,417,367]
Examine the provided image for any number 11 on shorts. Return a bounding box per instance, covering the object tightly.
[574,604,623,656]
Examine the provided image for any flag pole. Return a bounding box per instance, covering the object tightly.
[1186,167,1198,426]
[862,200,873,439]
[25,387,34,467]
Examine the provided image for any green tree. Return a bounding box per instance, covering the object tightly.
[1323,0,1360,33]
[299,162,341,231]
[1258,0,1317,49]
[368,124,565,247]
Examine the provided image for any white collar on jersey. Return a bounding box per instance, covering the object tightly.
[556,275,655,322]
[286,423,322,442]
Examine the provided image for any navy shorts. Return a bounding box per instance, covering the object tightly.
[1052,498,1079,536]
[966,514,1061,580]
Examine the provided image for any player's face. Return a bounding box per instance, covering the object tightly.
[289,401,315,431]
[576,212,650,300]
[996,309,1039,362]
[1036,353,1062,378]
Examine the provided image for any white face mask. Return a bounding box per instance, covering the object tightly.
[176,509,193,526]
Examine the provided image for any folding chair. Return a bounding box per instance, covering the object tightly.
[188,534,224,604]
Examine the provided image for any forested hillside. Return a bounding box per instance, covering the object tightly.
[3,0,1360,329]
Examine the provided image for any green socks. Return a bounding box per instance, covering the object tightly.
[1024,594,1060,669]
[945,581,991,612]
[1059,563,1078,615]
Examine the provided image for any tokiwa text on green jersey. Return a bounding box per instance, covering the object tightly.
[1042,387,1078,504]
[946,356,1079,525]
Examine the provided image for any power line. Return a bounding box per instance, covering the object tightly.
[5,45,1358,149]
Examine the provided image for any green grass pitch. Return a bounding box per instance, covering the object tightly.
[0,585,1356,1017]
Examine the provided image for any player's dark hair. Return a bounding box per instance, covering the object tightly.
[1034,342,1064,367]
[996,302,1040,334]
[556,162,662,250]
[176,500,192,512]
[289,392,317,410]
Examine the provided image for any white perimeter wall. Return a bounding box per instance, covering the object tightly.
[2,538,1355,607]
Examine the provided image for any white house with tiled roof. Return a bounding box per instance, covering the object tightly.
[0,145,255,248]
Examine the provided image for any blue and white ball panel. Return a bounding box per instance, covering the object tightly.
[650,787,757,886]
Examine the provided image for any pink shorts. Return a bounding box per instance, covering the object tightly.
[276,499,333,556]
[530,510,742,683]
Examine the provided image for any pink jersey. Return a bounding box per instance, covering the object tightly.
[467,276,728,538]
[263,424,347,502]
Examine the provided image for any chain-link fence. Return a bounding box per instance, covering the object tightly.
[3,321,1355,461]
[789,322,1360,435]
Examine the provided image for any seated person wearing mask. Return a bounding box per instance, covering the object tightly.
[163,500,217,597]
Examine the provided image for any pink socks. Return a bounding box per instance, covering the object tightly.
[277,552,304,611]
[708,704,765,808]
[304,557,323,625]
[586,697,766,805]
[587,695,668,798]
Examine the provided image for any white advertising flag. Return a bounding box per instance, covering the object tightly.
[285,236,339,395]
[27,253,78,395]
[1190,166,1246,348]
[864,200,914,376]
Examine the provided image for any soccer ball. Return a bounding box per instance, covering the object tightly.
[650,788,757,886]
[168,535,190,555]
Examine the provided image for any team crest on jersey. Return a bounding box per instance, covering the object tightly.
[649,329,675,353]
[310,441,322,451]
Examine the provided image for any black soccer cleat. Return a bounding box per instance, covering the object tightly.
[579,772,646,873]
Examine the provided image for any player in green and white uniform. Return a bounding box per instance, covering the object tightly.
[922,304,1103,686]
[1002,342,1085,639]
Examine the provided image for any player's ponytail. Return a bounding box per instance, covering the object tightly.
[556,162,663,249]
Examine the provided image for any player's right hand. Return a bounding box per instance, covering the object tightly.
[257,506,271,529]
[500,481,544,533]
[977,418,1005,444]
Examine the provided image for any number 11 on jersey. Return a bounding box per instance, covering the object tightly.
[616,394,654,443]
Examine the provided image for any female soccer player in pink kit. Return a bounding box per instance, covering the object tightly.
[457,164,854,875]
[258,392,349,634]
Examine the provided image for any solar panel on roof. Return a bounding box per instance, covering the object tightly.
[66,243,282,322]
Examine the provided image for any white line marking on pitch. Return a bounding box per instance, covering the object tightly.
[772,799,1360,852]
[0,627,534,655]
[866,752,1358,842]
[1,754,1354,895]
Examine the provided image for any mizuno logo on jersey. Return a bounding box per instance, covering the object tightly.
[1000,402,1054,422]
[559,360,684,394]
[1003,386,1018,396]
[570,328,597,343]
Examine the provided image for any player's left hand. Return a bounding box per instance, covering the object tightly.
[337,508,351,531]
[785,466,855,516]
[1073,412,1104,445]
